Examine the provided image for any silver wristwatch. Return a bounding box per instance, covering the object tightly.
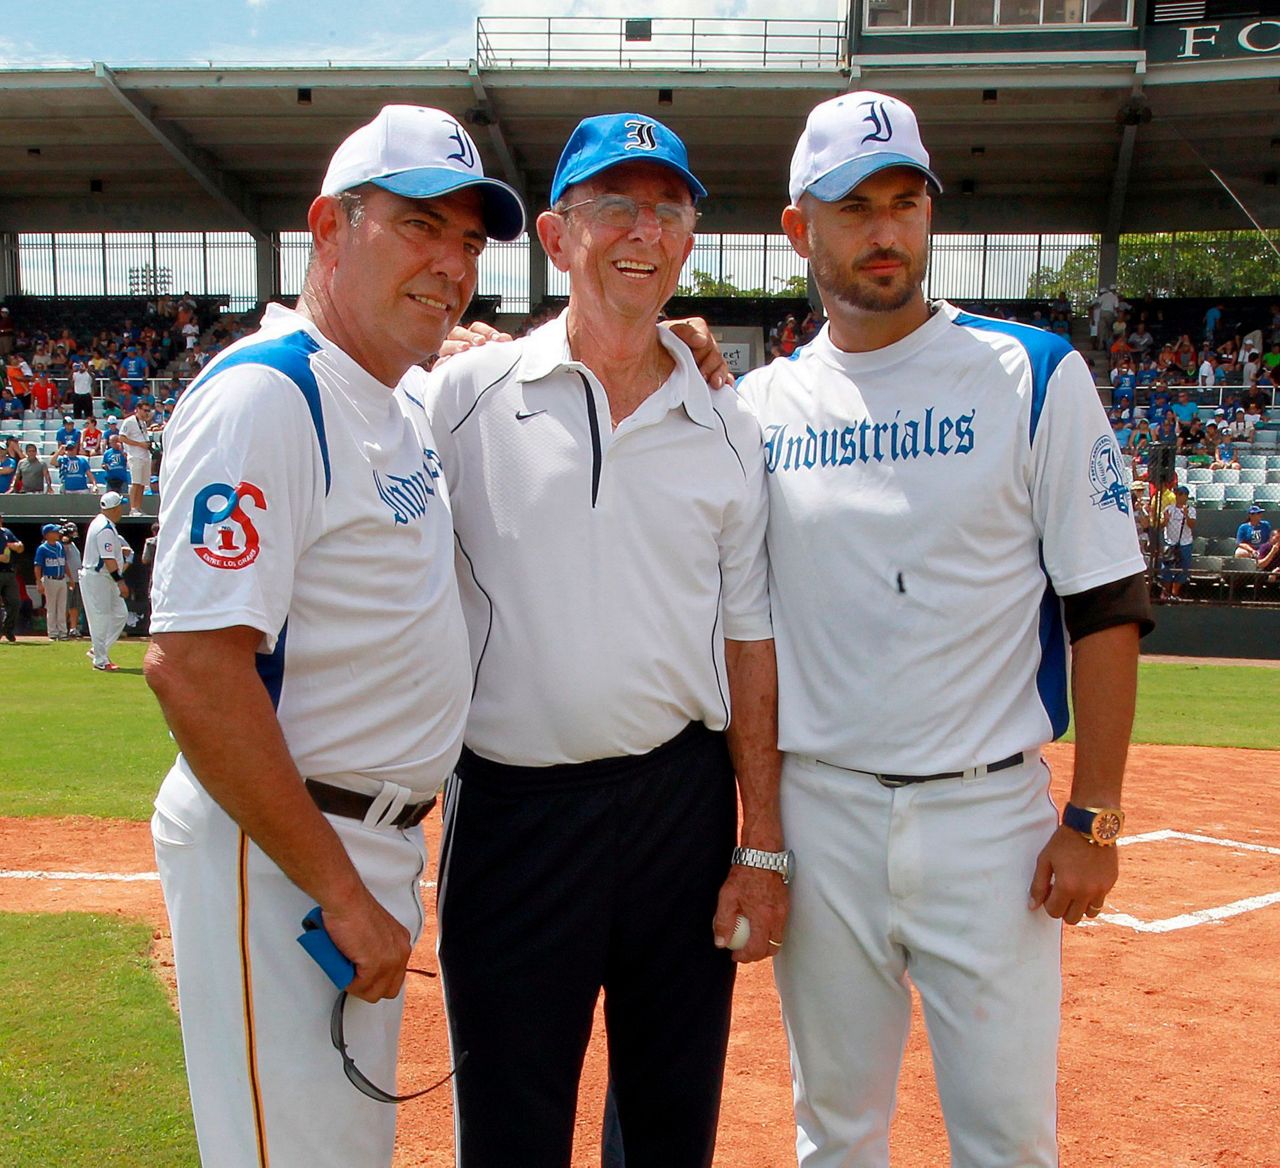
[731,846,795,885]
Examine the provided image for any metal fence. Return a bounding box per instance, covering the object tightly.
[278,231,312,298]
[1117,231,1280,297]
[17,231,260,311]
[16,230,1276,320]
[926,233,1097,302]
[476,16,847,70]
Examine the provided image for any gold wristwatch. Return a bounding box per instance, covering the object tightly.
[1062,803,1125,846]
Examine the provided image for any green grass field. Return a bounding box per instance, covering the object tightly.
[0,639,176,819]
[0,914,197,1167]
[2,642,1277,822]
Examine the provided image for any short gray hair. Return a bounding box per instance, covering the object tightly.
[335,188,366,227]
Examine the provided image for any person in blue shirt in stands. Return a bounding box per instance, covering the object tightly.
[118,346,148,392]
[1111,358,1137,415]
[55,415,81,450]
[0,437,18,493]
[58,442,95,494]
[1236,506,1273,561]
[101,434,130,496]
[1149,380,1171,421]
[1170,390,1199,427]
[1156,409,1180,445]
[1136,355,1158,391]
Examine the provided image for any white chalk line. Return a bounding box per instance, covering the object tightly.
[1089,827,1280,933]
[1121,828,1280,857]
[0,869,436,889]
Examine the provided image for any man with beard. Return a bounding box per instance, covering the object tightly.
[738,92,1151,1167]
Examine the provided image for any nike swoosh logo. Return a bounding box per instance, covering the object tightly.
[515,409,547,420]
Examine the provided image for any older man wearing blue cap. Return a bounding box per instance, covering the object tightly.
[144,105,525,1168]
[425,112,786,1167]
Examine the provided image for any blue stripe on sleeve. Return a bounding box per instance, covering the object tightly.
[952,312,1074,444]
[182,331,332,495]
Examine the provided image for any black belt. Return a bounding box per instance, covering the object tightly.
[820,751,1026,789]
[304,779,436,828]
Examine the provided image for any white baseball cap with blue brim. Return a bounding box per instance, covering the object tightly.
[550,113,707,205]
[789,91,943,205]
[321,105,525,242]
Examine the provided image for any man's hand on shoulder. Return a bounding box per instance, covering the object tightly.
[436,321,514,365]
[661,317,734,389]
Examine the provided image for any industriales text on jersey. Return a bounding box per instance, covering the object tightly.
[762,408,976,474]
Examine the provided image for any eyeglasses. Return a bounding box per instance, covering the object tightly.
[558,194,700,235]
[328,968,466,1104]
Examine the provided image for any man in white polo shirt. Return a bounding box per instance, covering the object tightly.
[144,106,525,1168]
[739,92,1152,1167]
[422,113,785,1167]
[118,399,154,509]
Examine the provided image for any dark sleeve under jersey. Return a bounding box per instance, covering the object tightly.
[1063,572,1154,644]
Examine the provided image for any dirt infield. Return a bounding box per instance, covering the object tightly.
[3,742,1278,1167]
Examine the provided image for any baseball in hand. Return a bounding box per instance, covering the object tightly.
[727,914,751,951]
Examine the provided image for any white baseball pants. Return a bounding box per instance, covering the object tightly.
[42,577,68,638]
[79,569,127,665]
[773,753,1062,1168]
[152,757,428,1168]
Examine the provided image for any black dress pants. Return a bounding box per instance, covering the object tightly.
[438,722,738,1168]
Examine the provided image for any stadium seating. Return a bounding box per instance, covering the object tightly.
[1240,469,1266,485]
[1255,484,1280,504]
[1213,468,1241,484]
[1187,467,1213,484]
[1224,483,1255,505]
[1195,483,1226,509]
[1239,454,1267,471]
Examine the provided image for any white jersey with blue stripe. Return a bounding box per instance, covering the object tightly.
[150,304,471,794]
[737,301,1144,775]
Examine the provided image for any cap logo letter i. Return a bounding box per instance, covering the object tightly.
[624,120,658,151]
[859,100,894,145]
[444,119,476,168]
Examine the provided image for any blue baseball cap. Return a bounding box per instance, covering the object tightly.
[1249,504,1264,514]
[41,523,60,535]
[321,105,525,242]
[550,113,707,206]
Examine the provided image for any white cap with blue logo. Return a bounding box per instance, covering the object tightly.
[789,91,943,205]
[550,112,707,206]
[321,105,526,242]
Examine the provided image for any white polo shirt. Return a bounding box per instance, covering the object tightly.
[150,304,471,795]
[411,313,772,768]
[738,303,1146,776]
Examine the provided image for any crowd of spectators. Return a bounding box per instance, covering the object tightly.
[1100,297,1278,473]
[765,309,823,361]
[0,297,262,499]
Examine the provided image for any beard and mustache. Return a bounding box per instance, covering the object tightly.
[807,237,930,315]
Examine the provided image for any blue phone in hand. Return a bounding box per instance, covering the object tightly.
[297,906,357,990]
